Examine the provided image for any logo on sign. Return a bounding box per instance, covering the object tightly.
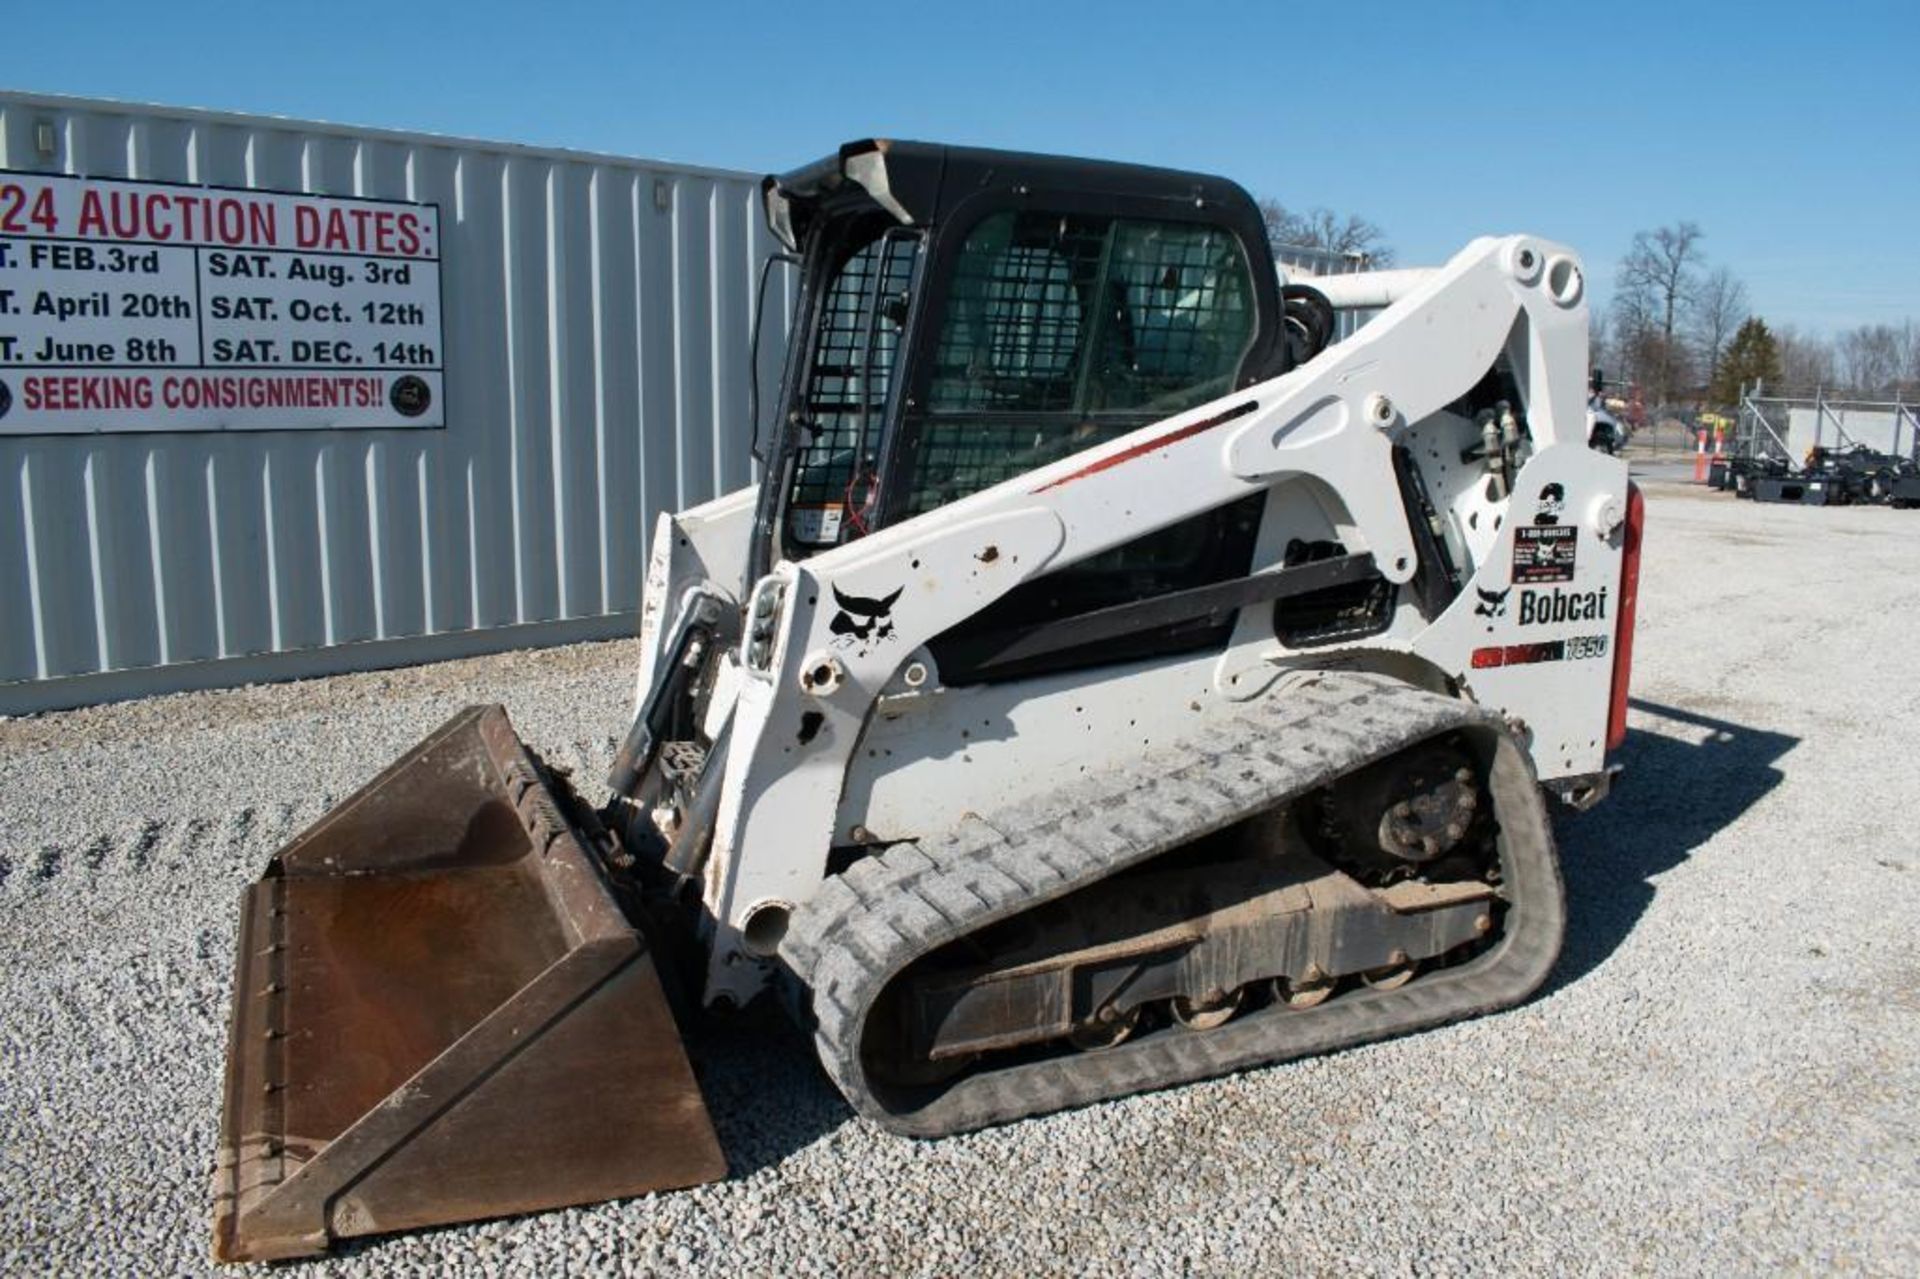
[389,376,432,418]
[0,379,11,422]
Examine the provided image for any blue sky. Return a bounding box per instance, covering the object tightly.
[5,1,1914,334]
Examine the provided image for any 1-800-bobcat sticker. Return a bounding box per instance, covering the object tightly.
[1513,484,1578,583]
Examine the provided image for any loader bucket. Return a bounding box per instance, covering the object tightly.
[212,705,724,1263]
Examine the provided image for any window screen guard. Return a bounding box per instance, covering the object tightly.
[906,211,1256,518]
[786,226,922,549]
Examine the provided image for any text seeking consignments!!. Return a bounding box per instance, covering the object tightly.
[0,171,444,433]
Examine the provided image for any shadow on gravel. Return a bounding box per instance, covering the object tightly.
[660,998,848,1175]
[628,901,851,1178]
[1547,697,1798,993]
[680,997,851,1179]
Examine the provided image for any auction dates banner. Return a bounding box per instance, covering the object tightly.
[0,171,445,433]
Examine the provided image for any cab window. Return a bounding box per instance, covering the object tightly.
[904,210,1255,517]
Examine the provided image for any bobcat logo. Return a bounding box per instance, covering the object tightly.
[389,375,432,418]
[1474,585,1511,618]
[829,584,903,653]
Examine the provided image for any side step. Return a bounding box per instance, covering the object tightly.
[213,705,724,1263]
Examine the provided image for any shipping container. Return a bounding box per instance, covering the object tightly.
[0,91,791,713]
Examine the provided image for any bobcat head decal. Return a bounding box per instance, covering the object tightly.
[829,584,903,653]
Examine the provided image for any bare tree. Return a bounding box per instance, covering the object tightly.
[1258,199,1395,267]
[1837,324,1904,395]
[1773,325,1837,392]
[1612,222,1706,407]
[1689,266,1748,398]
[1588,310,1615,385]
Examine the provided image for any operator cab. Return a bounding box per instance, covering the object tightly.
[754,140,1297,570]
[751,141,1332,682]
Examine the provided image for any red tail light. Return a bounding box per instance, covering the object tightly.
[1606,482,1644,751]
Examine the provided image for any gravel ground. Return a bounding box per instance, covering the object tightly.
[3,478,1916,1276]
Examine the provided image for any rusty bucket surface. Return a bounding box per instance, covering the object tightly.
[213,705,724,1263]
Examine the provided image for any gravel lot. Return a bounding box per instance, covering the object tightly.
[3,477,1916,1276]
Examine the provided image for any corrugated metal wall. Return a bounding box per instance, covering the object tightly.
[0,92,791,712]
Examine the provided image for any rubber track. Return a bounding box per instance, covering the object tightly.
[780,670,1566,1137]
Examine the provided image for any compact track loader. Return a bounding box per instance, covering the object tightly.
[213,140,1643,1261]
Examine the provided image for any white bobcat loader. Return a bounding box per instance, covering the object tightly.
[213,140,1642,1261]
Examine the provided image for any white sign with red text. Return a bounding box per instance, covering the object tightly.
[0,171,444,433]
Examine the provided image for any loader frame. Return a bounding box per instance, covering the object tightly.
[653,215,1614,1010]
